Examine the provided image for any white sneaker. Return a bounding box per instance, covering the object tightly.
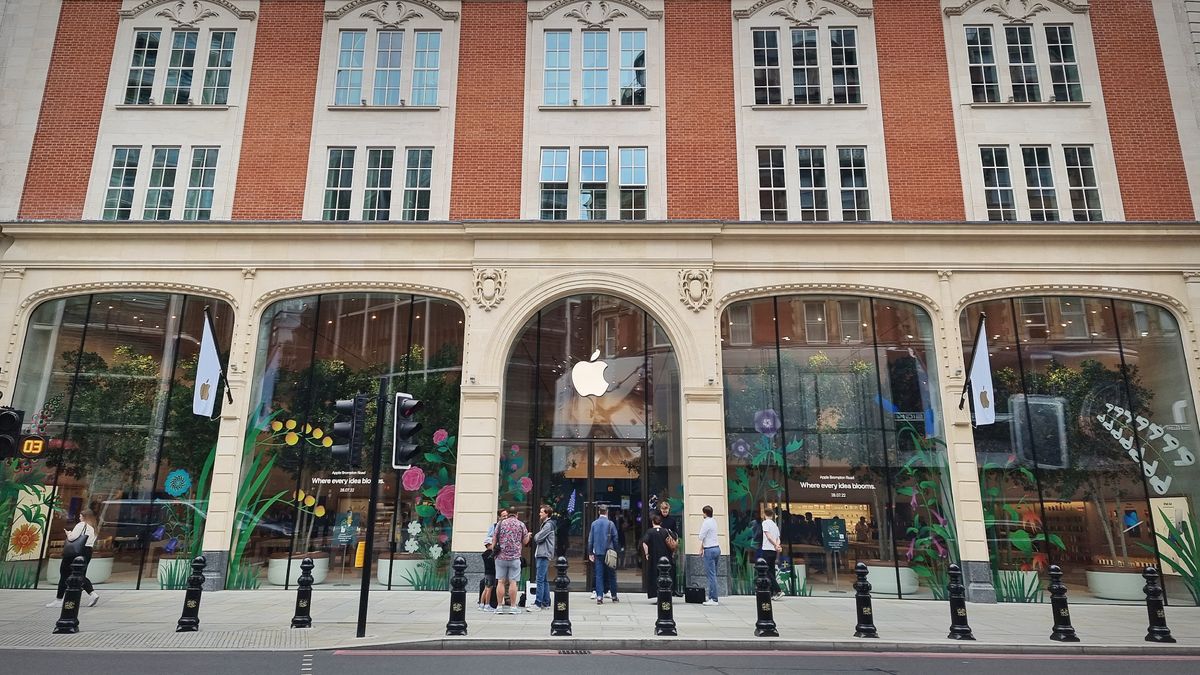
[86,592,99,607]
[702,599,719,606]
[45,598,62,608]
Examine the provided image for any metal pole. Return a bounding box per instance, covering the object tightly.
[356,377,390,638]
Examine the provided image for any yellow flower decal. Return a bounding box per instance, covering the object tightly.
[304,423,313,434]
[311,428,324,439]
[314,505,326,517]
[271,420,283,431]
[296,489,306,501]
[304,496,316,507]
[285,419,298,430]
[285,431,299,446]
[322,437,333,447]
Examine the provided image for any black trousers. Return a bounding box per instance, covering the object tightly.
[56,547,95,598]
[762,550,781,594]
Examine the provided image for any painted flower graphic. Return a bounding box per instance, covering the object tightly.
[404,538,420,553]
[164,469,192,498]
[152,525,166,540]
[407,521,423,537]
[729,437,751,460]
[428,544,444,560]
[432,428,449,445]
[567,489,577,514]
[8,523,40,556]
[519,476,533,493]
[435,485,455,519]
[165,537,179,554]
[510,444,520,457]
[401,466,426,491]
[754,409,781,436]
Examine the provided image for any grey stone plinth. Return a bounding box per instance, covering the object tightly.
[200,550,228,591]
[963,559,996,603]
[684,553,730,597]
[451,551,485,595]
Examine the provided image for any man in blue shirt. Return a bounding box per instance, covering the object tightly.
[588,505,619,604]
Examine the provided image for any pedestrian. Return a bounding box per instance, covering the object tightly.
[478,538,497,612]
[761,507,783,599]
[493,508,530,615]
[588,504,620,604]
[47,508,99,608]
[658,500,683,597]
[855,516,869,542]
[698,504,720,606]
[640,513,675,601]
[532,504,556,610]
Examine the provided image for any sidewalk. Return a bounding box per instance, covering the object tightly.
[1,589,1198,654]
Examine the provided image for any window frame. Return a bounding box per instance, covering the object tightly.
[120,25,240,107]
[960,20,1087,105]
[972,143,1103,222]
[541,27,651,108]
[332,27,443,107]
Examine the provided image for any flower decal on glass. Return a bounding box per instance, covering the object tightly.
[567,489,577,514]
[8,523,40,556]
[510,444,520,457]
[152,525,166,540]
[401,466,426,491]
[432,428,449,445]
[754,409,781,436]
[407,520,423,537]
[428,544,443,560]
[435,485,455,519]
[729,437,751,460]
[519,476,533,493]
[164,537,179,554]
[404,538,420,553]
[164,469,193,498]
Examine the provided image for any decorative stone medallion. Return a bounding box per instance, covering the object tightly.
[473,268,507,312]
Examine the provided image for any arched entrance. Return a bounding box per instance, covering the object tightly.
[500,294,682,592]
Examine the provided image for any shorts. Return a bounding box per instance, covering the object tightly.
[495,558,521,581]
[483,575,497,588]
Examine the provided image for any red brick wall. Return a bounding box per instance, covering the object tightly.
[231,0,322,220]
[874,0,965,221]
[18,1,120,220]
[664,0,739,219]
[449,2,526,219]
[1090,0,1193,220]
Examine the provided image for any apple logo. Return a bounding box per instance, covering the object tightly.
[571,349,610,397]
[199,380,211,401]
[979,390,991,410]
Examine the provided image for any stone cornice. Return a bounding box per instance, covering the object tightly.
[325,0,459,22]
[528,0,662,22]
[943,0,1088,18]
[119,0,257,22]
[733,0,872,20]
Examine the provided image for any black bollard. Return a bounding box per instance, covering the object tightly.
[1142,566,1176,643]
[1047,565,1079,642]
[754,558,779,637]
[945,563,975,640]
[446,556,469,636]
[551,556,572,637]
[853,562,878,638]
[175,555,206,632]
[52,556,86,634]
[291,557,315,629]
[654,556,677,637]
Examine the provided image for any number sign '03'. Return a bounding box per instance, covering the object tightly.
[19,435,46,458]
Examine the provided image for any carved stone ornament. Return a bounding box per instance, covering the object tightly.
[733,0,872,20]
[678,269,713,313]
[943,0,1088,19]
[473,268,508,312]
[325,0,459,22]
[119,0,257,23]
[360,1,423,29]
[530,0,663,23]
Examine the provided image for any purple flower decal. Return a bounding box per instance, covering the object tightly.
[729,437,751,459]
[932,510,946,526]
[905,538,915,560]
[754,409,781,436]
[933,537,946,557]
[567,489,577,514]
[152,525,165,540]
[910,490,918,509]
[165,537,178,554]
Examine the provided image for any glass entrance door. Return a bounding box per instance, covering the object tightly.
[535,441,645,592]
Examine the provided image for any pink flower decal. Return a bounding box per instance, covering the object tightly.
[435,485,455,519]
[519,476,533,493]
[401,467,425,491]
[510,444,520,456]
[438,533,448,543]
[432,428,449,444]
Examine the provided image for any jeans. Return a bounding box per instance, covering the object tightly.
[56,547,95,598]
[535,557,550,607]
[762,550,781,594]
[593,556,607,598]
[703,546,720,601]
[605,562,618,598]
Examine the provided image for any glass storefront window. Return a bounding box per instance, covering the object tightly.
[964,297,1200,605]
[1,293,232,590]
[722,295,952,599]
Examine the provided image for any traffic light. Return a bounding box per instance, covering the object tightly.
[0,407,24,459]
[392,392,423,469]
[330,395,368,469]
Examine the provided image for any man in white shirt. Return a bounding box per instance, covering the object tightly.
[761,507,783,599]
[697,504,720,605]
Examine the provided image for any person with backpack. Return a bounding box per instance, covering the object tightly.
[587,504,619,604]
[532,504,556,610]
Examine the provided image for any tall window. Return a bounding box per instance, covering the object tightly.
[163,31,198,105]
[363,148,394,221]
[125,30,161,104]
[757,147,787,221]
[804,301,828,343]
[580,148,608,220]
[373,31,404,105]
[411,31,441,106]
[540,148,569,220]
[1019,297,1048,339]
[797,147,829,221]
[1064,145,1101,221]
[583,31,608,106]
[829,28,860,104]
[143,147,179,220]
[1005,25,1039,103]
[980,146,1016,221]
[1058,297,1088,338]
[619,147,648,220]
[103,147,141,221]
[183,147,218,221]
[966,26,1000,103]
[753,29,782,105]
[324,148,355,220]
[1021,146,1058,221]
[791,28,820,105]
[619,30,647,105]
[544,31,571,106]
[1045,25,1082,102]
[838,299,863,343]
[838,147,870,221]
[402,148,433,221]
[335,30,367,105]
[728,304,752,345]
[202,31,236,105]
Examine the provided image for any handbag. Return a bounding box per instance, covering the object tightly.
[665,530,678,553]
[61,533,86,561]
[604,548,618,569]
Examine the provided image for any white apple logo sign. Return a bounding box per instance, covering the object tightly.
[571,349,610,397]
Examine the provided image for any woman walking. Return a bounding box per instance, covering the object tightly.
[640,514,675,601]
[47,508,99,608]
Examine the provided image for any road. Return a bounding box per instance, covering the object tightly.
[5,649,1199,674]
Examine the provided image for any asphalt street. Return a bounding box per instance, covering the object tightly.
[5,649,1200,674]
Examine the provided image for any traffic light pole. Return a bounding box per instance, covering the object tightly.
[356,377,390,639]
